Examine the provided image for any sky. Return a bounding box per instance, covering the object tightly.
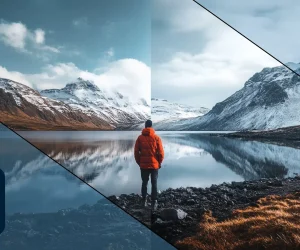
[1,0,300,109]
[0,0,150,103]
[152,0,300,109]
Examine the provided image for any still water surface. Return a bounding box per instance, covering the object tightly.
[15,130,300,198]
[0,127,175,250]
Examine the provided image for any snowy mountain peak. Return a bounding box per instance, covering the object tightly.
[63,78,101,92]
[152,98,210,125]
[184,62,300,131]
[0,77,113,130]
[40,79,150,127]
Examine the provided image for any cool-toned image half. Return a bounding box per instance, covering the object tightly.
[0,0,150,131]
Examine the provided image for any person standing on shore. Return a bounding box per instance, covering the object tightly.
[134,119,164,211]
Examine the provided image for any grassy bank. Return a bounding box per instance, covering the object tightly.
[176,192,300,250]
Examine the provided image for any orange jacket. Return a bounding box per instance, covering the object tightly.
[134,127,164,169]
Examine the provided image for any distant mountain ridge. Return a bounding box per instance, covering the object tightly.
[151,98,209,130]
[165,62,300,131]
[1,62,300,131]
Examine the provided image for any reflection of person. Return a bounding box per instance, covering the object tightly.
[134,120,164,211]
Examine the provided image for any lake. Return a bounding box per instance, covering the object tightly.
[0,127,176,250]
[13,130,300,198]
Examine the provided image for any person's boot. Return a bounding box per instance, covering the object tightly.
[142,197,148,207]
[151,200,158,211]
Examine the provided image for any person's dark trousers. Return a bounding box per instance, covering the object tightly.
[140,168,158,201]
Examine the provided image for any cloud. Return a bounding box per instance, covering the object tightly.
[0,20,60,56]
[40,45,60,53]
[0,59,151,103]
[0,22,28,51]
[72,17,88,28]
[34,28,45,44]
[152,0,281,108]
[0,66,33,88]
[106,47,114,58]
[195,0,300,63]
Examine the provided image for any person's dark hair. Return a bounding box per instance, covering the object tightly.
[145,120,152,128]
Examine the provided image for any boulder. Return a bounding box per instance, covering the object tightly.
[160,208,187,221]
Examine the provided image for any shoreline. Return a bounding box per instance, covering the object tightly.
[210,125,300,149]
[108,175,300,245]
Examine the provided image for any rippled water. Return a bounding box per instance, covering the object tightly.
[13,130,300,198]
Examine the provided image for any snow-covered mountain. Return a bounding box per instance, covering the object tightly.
[41,78,150,129]
[151,98,209,130]
[0,78,112,130]
[179,62,300,131]
[0,77,150,130]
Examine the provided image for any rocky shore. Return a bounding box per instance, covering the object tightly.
[214,125,300,149]
[108,176,300,245]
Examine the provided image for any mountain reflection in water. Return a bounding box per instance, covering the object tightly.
[15,131,300,197]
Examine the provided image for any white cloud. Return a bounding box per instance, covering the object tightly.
[195,0,300,63]
[0,22,28,50]
[152,0,282,108]
[41,45,60,53]
[0,20,60,56]
[0,59,150,103]
[34,28,45,44]
[72,17,88,28]
[106,47,114,58]
[0,66,33,88]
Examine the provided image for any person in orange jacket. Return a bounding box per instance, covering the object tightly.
[134,119,164,211]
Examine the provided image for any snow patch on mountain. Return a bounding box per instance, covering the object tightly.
[41,78,150,127]
[151,98,209,130]
[0,78,72,114]
[178,63,300,131]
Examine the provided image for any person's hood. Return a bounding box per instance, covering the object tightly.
[142,127,155,136]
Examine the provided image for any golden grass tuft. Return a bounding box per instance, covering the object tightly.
[176,192,300,250]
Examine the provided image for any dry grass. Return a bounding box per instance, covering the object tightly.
[176,192,300,250]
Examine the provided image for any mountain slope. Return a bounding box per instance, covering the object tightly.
[41,78,150,129]
[151,98,209,130]
[0,78,113,130]
[183,63,300,131]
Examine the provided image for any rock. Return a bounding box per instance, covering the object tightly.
[200,196,208,201]
[272,180,283,186]
[160,208,187,221]
[186,199,196,205]
[227,200,235,206]
[231,181,244,189]
[222,194,230,201]
[176,199,182,204]
[219,185,232,193]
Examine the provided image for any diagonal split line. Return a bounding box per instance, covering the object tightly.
[192,0,300,77]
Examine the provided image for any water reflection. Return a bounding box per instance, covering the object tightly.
[0,127,176,250]
[0,137,102,215]
[18,131,300,197]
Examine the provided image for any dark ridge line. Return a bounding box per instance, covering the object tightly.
[0,121,178,250]
[192,0,300,77]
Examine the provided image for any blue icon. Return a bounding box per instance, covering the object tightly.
[0,169,4,234]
